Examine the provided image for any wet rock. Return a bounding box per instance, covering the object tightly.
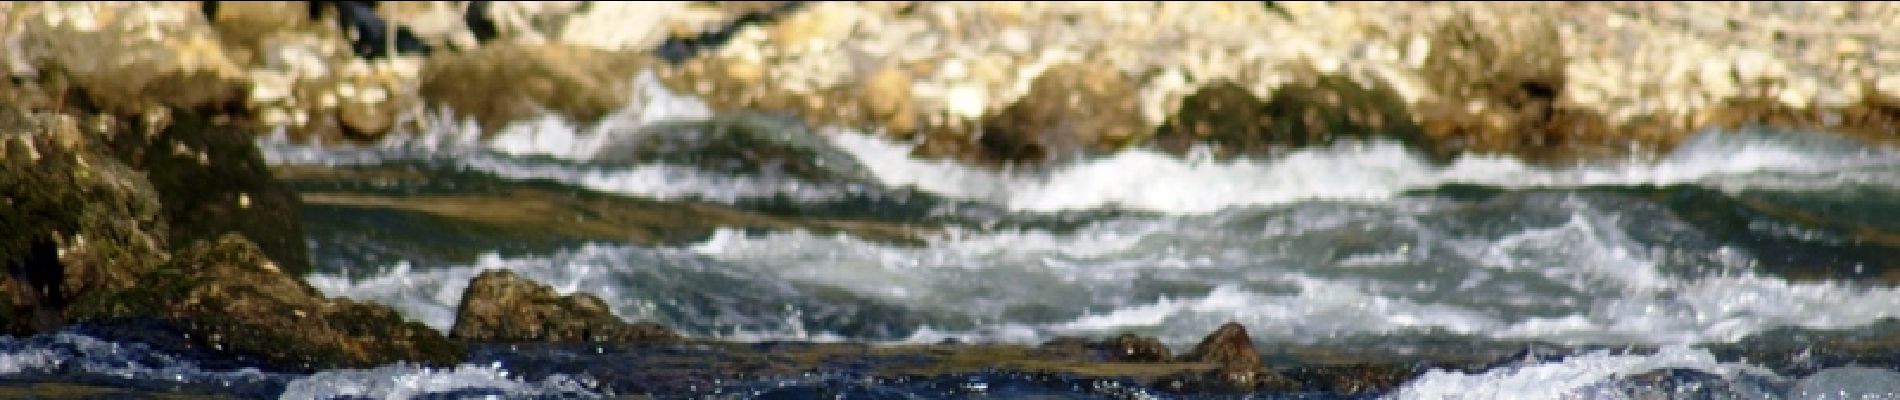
[104,111,311,276]
[1179,322,1283,391]
[1095,333,1171,362]
[420,42,650,134]
[451,269,679,343]
[1,110,169,335]
[1154,76,1423,158]
[593,111,872,182]
[95,234,462,371]
[969,63,1143,165]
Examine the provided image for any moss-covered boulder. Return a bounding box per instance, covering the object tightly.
[451,269,678,343]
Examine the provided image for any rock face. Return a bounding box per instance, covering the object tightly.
[451,269,678,343]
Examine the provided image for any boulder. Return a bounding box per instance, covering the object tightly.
[420,43,651,134]
[451,269,678,343]
[970,63,1144,165]
[1154,77,1423,159]
[90,234,462,371]
[1180,322,1282,391]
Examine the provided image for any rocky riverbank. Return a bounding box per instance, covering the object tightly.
[7,1,1900,397]
[8,2,1898,164]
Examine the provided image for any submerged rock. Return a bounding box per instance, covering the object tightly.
[451,269,678,343]
[593,111,873,183]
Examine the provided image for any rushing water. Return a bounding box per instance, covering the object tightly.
[7,72,1900,398]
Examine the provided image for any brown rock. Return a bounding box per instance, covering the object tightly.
[1154,76,1422,158]
[973,63,1144,164]
[1416,11,1580,157]
[1184,322,1269,390]
[451,269,678,343]
[1,109,168,334]
[336,100,395,139]
[1098,333,1171,362]
[115,234,463,370]
[105,111,312,277]
[421,43,650,134]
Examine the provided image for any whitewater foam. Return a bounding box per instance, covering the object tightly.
[310,192,1900,348]
[261,65,1900,214]
[279,362,601,400]
[1391,345,1780,400]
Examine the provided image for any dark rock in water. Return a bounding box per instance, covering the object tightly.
[452,269,679,343]
[1154,77,1423,159]
[1,110,170,335]
[105,111,311,276]
[5,117,456,367]
[594,111,873,183]
[966,63,1145,165]
[94,234,462,371]
[1096,333,1171,362]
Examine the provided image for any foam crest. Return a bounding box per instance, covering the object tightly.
[279,362,601,400]
[1391,346,1778,400]
[830,129,1900,213]
[0,333,275,390]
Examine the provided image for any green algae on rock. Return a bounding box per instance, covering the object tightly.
[451,269,678,343]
